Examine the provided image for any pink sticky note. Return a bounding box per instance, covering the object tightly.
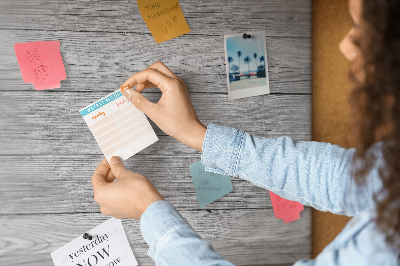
[14,41,67,90]
[270,191,304,223]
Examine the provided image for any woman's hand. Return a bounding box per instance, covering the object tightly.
[120,61,206,152]
[91,157,164,220]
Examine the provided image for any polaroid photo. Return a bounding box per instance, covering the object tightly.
[224,30,270,100]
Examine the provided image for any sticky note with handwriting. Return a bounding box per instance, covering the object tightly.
[51,218,138,266]
[190,161,233,208]
[269,191,304,223]
[80,90,158,162]
[14,41,67,90]
[137,0,191,44]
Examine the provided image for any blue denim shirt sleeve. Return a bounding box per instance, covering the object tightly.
[140,200,234,266]
[138,124,390,265]
[201,124,382,216]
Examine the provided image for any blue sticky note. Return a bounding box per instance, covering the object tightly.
[189,161,233,208]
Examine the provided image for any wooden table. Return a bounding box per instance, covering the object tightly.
[0,0,312,265]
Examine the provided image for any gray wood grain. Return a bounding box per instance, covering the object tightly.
[0,0,311,38]
[0,0,312,265]
[0,211,311,266]
[1,154,295,215]
[0,92,311,155]
[0,30,311,94]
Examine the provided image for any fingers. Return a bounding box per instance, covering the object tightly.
[120,61,181,116]
[135,81,157,92]
[109,156,130,179]
[105,168,116,183]
[148,61,177,79]
[121,68,173,94]
[121,89,158,116]
[92,159,110,189]
[132,62,180,92]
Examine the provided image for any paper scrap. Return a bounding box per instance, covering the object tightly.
[14,41,67,90]
[269,191,304,223]
[79,90,158,162]
[189,161,233,208]
[137,0,191,44]
[51,218,138,266]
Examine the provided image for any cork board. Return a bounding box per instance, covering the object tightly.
[312,0,353,257]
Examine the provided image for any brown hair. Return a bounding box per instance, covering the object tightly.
[350,0,400,250]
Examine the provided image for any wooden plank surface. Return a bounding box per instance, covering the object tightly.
[0,92,311,155]
[0,0,312,265]
[0,31,311,94]
[0,211,311,266]
[0,154,300,214]
[0,0,311,38]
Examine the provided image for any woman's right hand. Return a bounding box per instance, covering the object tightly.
[120,61,207,152]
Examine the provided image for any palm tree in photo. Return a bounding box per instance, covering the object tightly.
[231,64,239,73]
[228,56,233,73]
[244,56,251,78]
[260,55,266,71]
[237,51,242,77]
[253,53,258,73]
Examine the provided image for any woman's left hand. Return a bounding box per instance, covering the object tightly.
[91,157,164,219]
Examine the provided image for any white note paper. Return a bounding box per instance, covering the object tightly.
[80,89,158,162]
[51,218,138,266]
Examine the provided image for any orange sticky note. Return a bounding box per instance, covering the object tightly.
[14,41,66,90]
[270,191,304,223]
[137,0,191,44]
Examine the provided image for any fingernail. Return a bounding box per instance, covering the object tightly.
[110,156,122,165]
[124,89,133,100]
[120,85,130,92]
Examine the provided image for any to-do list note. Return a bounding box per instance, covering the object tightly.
[80,90,158,162]
[137,0,191,44]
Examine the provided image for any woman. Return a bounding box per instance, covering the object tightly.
[91,0,400,264]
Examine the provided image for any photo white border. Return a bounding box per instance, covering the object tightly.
[224,30,270,100]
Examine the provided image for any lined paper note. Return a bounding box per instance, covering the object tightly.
[80,90,158,162]
[137,0,191,44]
[14,41,67,90]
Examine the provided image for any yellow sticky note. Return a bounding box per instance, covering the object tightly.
[137,0,191,44]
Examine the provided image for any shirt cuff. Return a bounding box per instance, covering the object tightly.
[140,200,191,260]
[201,124,245,176]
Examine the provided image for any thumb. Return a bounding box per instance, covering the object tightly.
[109,156,129,178]
[122,88,155,115]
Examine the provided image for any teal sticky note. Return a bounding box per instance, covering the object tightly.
[189,161,233,208]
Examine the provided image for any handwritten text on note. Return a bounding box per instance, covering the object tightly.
[137,0,191,44]
[14,41,67,90]
[190,161,233,208]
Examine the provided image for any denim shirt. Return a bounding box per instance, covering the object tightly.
[140,124,399,265]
